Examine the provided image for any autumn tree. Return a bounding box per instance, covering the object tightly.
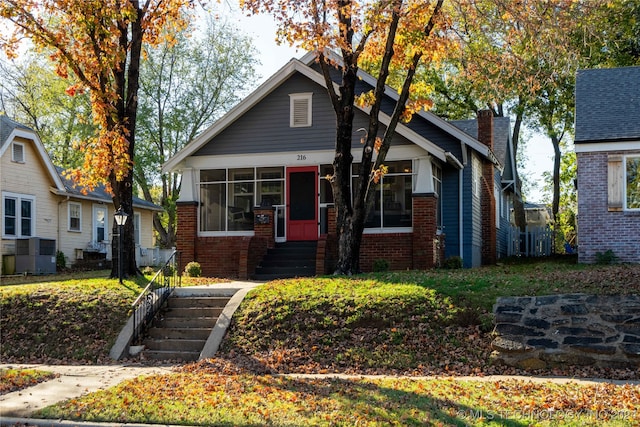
[0,52,93,169]
[0,0,194,278]
[242,0,448,274]
[135,13,259,248]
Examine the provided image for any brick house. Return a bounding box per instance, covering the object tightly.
[575,66,640,263]
[163,53,517,278]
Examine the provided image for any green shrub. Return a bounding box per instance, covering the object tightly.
[184,261,202,277]
[55,251,66,271]
[372,259,389,272]
[443,256,463,269]
[595,249,618,265]
[141,266,155,275]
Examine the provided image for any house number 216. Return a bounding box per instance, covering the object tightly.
[297,154,307,161]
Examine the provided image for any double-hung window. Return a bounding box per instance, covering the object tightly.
[2,192,34,238]
[68,202,81,232]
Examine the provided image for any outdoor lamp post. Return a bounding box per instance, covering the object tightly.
[114,207,129,284]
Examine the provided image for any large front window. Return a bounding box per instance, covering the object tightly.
[353,160,413,230]
[199,167,284,233]
[627,156,640,210]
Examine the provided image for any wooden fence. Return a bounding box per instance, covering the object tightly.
[507,225,553,257]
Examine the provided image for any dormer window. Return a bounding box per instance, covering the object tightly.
[289,93,312,127]
[12,142,25,163]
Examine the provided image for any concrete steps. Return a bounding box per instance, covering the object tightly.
[141,294,230,362]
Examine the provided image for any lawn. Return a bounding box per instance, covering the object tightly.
[2,259,640,425]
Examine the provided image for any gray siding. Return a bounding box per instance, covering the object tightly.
[193,72,411,157]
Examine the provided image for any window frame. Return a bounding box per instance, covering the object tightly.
[2,191,35,238]
[198,167,285,236]
[68,201,82,232]
[625,154,640,211]
[353,160,414,233]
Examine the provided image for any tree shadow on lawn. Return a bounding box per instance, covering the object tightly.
[260,375,531,427]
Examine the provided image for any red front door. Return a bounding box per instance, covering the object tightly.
[287,166,318,241]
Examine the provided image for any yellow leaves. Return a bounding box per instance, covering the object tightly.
[355,90,375,109]
[371,164,388,184]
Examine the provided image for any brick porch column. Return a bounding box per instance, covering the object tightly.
[176,201,198,272]
[412,193,438,269]
[253,207,275,247]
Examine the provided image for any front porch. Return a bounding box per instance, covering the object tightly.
[176,194,444,279]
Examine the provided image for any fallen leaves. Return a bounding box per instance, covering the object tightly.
[0,368,58,395]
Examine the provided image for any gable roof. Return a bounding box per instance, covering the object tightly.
[1,115,161,212]
[51,166,163,211]
[575,66,640,143]
[0,114,66,192]
[163,52,499,173]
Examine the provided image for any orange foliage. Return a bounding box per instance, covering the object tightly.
[0,0,193,192]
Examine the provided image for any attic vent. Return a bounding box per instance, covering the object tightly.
[289,93,312,127]
[12,142,25,163]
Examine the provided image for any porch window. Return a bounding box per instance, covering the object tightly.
[199,167,284,233]
[2,192,34,237]
[353,160,413,230]
[626,155,640,210]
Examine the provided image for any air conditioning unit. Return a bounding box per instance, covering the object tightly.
[15,237,56,275]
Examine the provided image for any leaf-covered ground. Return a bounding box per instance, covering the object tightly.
[212,270,640,381]
[37,371,640,426]
[1,261,639,381]
[0,368,58,395]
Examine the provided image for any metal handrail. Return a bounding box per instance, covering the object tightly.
[131,250,181,344]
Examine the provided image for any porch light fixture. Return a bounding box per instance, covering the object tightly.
[114,207,129,284]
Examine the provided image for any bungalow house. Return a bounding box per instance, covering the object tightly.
[0,115,163,274]
[575,66,640,263]
[162,52,517,278]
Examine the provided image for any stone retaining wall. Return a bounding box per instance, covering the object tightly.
[491,294,640,369]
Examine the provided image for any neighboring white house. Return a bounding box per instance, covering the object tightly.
[1,115,163,274]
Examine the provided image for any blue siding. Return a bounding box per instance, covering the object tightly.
[461,150,482,268]
[441,165,460,260]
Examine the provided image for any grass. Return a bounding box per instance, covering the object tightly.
[2,259,640,425]
[36,372,639,426]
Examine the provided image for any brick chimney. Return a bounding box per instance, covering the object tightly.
[478,109,497,265]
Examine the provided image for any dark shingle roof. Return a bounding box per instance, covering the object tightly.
[450,116,511,166]
[575,66,640,143]
[55,168,162,211]
[0,115,34,149]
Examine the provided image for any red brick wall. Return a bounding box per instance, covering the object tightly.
[577,151,640,263]
[176,202,197,273]
[412,195,438,269]
[360,233,414,271]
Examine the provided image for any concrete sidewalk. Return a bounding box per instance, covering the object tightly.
[1,364,174,419]
[2,363,638,426]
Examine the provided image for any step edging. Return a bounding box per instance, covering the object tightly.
[199,283,261,360]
